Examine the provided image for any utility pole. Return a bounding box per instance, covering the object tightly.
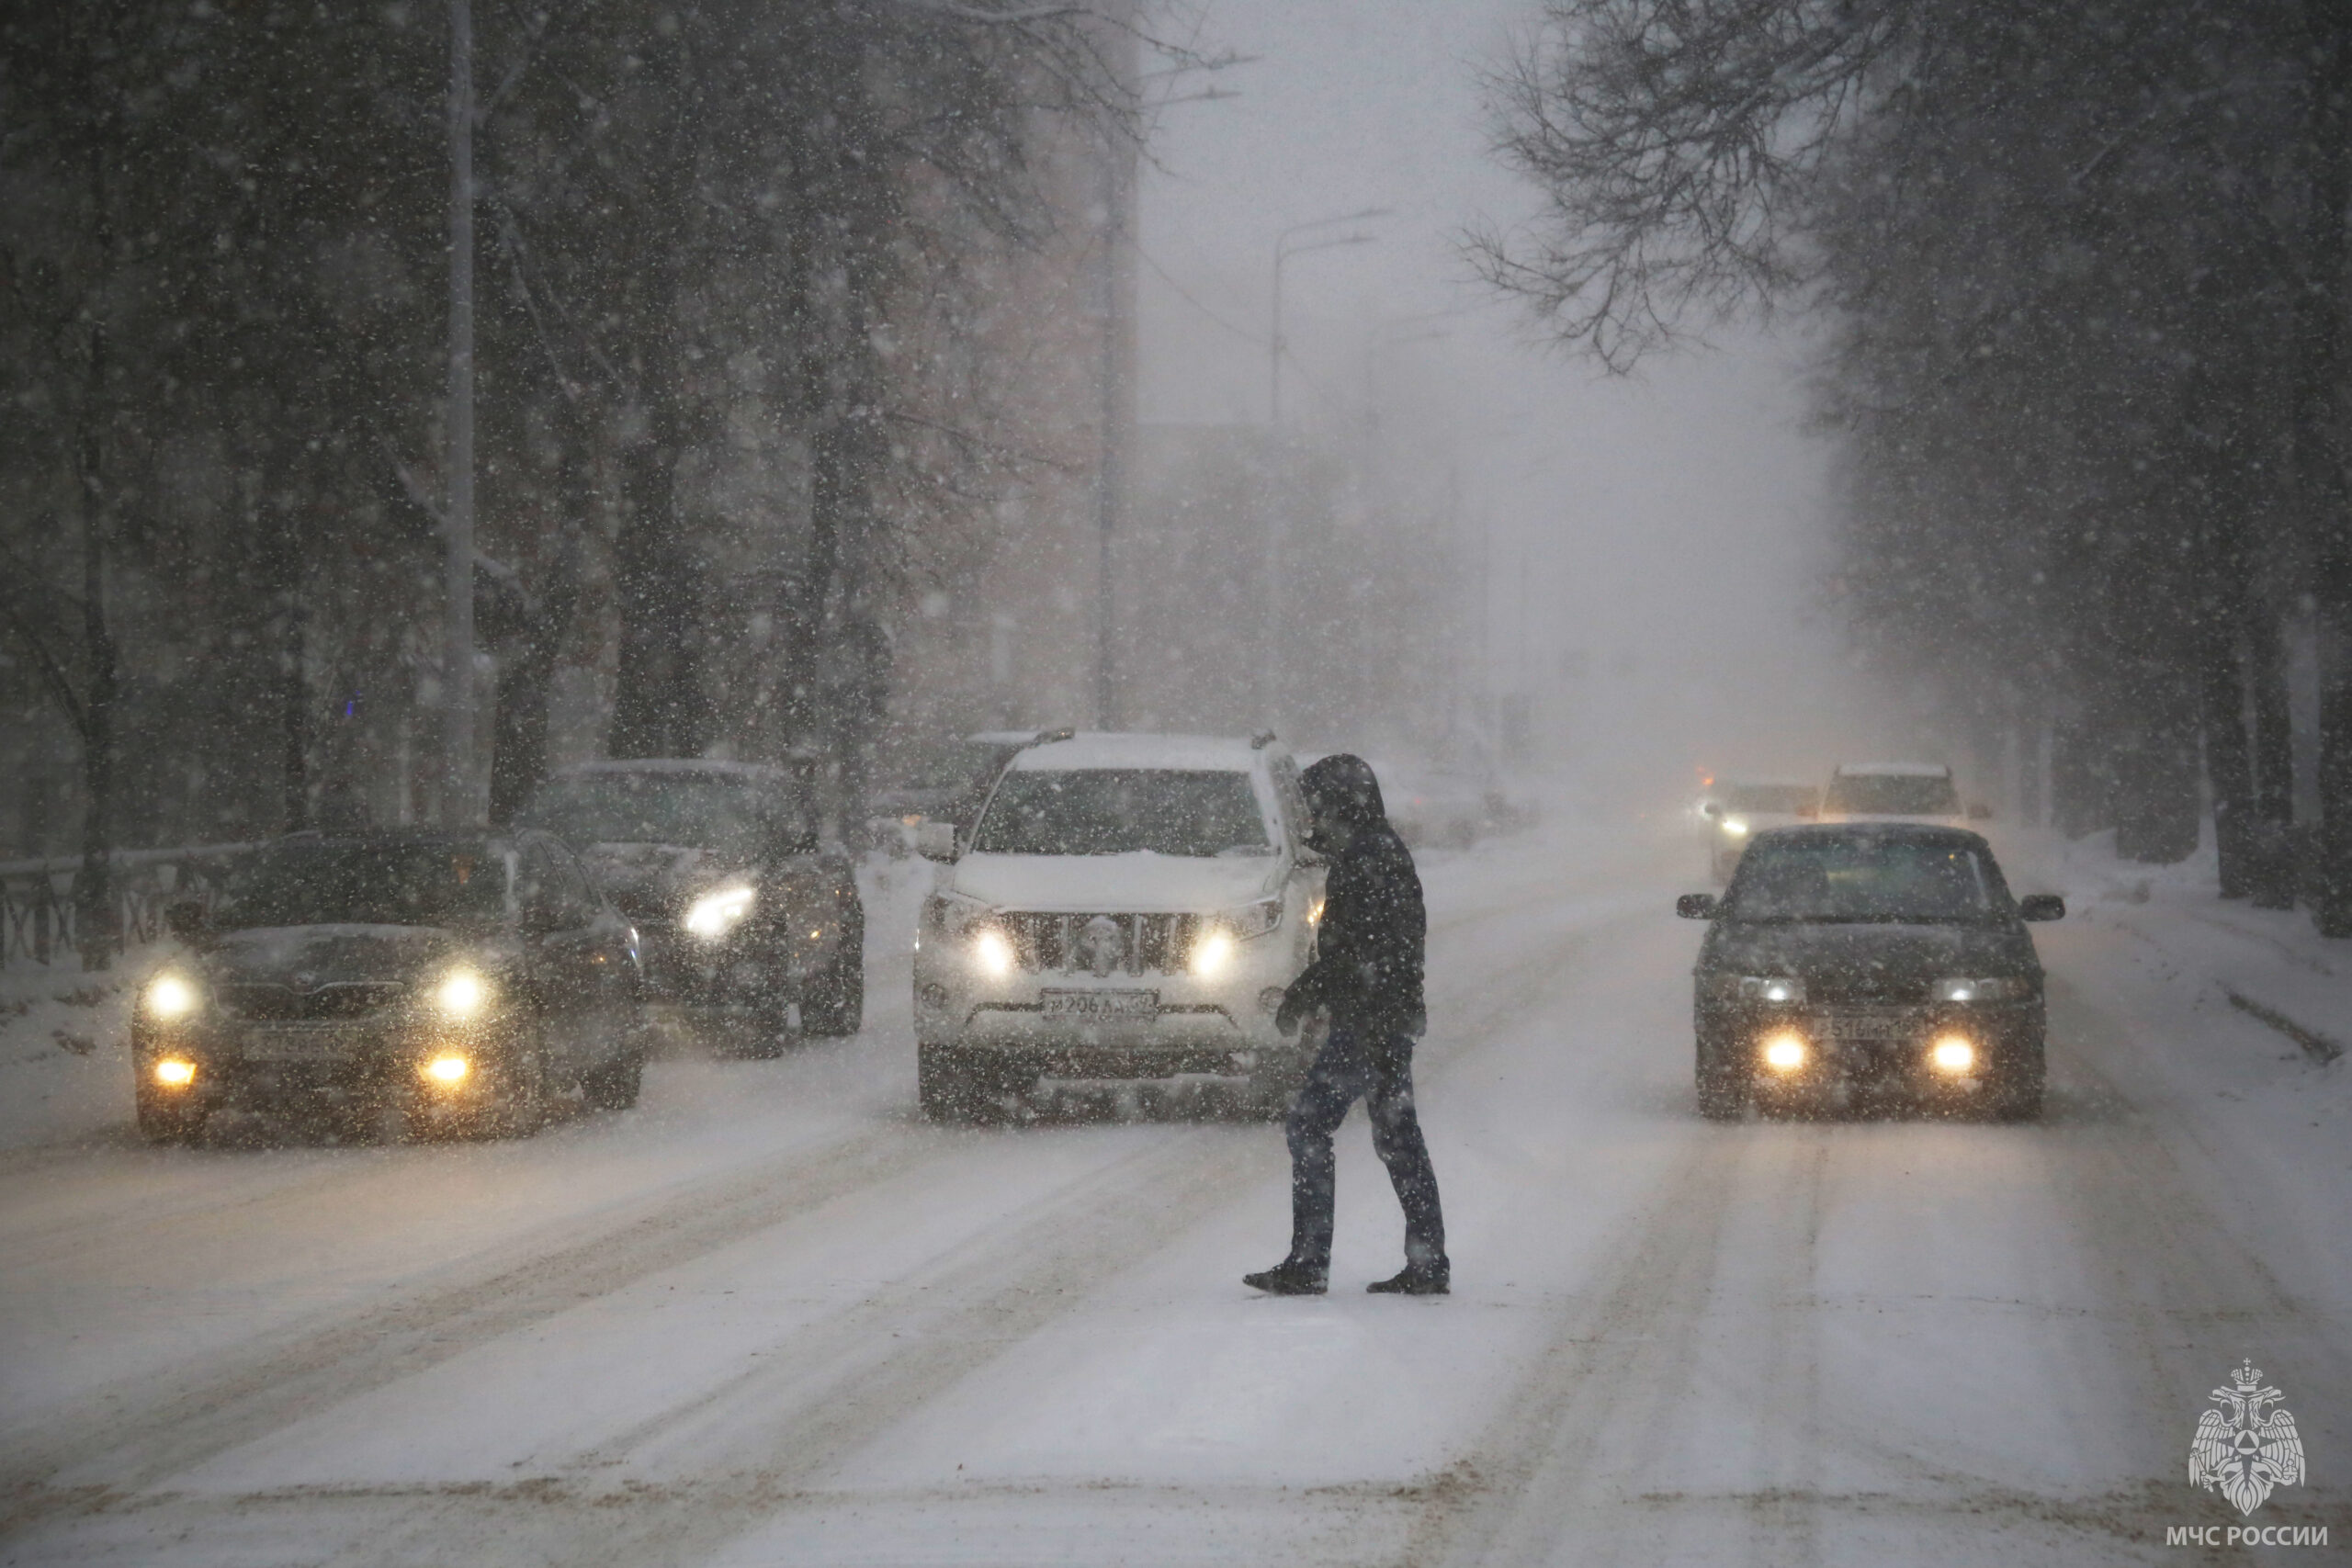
[1262,209,1385,734]
[1092,17,1137,733]
[442,0,478,824]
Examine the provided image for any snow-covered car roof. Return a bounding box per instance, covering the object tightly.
[1830,761,1952,777]
[1007,731,1272,773]
[967,730,1044,746]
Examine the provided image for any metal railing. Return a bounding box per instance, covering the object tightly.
[0,844,257,968]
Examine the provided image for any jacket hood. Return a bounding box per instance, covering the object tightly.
[1301,753,1388,830]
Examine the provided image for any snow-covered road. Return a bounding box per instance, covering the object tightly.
[5,820,2348,1565]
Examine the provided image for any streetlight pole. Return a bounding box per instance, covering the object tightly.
[442,0,477,824]
[1261,209,1385,737]
[1269,208,1388,428]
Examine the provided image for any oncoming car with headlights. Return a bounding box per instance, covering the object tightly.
[913,732,1325,1120]
[1699,779,1820,882]
[1677,823,2063,1122]
[134,830,645,1143]
[515,761,864,1053]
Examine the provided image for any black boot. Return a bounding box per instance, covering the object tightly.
[1243,1260,1328,1295]
[1367,1261,1449,1295]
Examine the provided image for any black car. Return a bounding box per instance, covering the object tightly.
[137,830,646,1143]
[871,731,1040,844]
[1676,823,2063,1121]
[515,760,864,1051]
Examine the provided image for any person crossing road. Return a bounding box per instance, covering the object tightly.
[1245,753,1449,1296]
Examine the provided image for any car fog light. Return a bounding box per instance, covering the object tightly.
[424,1054,470,1085]
[973,930,1013,978]
[1761,1032,1807,1073]
[154,1058,197,1087]
[1722,818,1749,837]
[1929,1036,1976,1075]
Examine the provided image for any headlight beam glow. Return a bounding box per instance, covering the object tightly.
[972,929,1013,978]
[434,968,490,1019]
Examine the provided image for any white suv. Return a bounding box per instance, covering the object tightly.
[913,731,1325,1120]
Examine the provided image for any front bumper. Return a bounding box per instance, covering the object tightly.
[915,941,1300,1072]
[1698,1000,2042,1095]
[133,1013,527,1116]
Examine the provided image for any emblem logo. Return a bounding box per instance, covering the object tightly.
[1074,916,1126,978]
[2190,1362,2305,1516]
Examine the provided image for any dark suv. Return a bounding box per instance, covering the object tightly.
[515,761,864,1052]
[138,830,645,1142]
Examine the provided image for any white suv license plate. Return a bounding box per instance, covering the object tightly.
[1815,1012,1921,1042]
[1042,989,1159,1021]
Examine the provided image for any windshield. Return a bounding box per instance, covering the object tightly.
[517,773,804,857]
[971,769,1271,857]
[1825,773,1960,816]
[1723,784,1817,816]
[214,843,510,930]
[1725,837,2004,923]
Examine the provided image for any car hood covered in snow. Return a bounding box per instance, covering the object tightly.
[947,851,1283,913]
[1700,919,2039,987]
[203,923,502,988]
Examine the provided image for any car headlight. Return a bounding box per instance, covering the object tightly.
[1709,975,1804,1004]
[1720,818,1749,837]
[1930,976,2028,1002]
[1928,1035,1976,1074]
[143,972,204,1021]
[1760,1032,1808,1072]
[684,884,756,941]
[423,1053,471,1084]
[433,966,492,1020]
[971,928,1014,978]
[1192,929,1237,977]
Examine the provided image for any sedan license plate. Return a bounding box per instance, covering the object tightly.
[240,1028,359,1061]
[1815,1012,1919,1042]
[1042,989,1159,1021]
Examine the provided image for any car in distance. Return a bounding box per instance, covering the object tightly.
[515,760,865,1050]
[913,731,1326,1120]
[137,830,646,1143]
[1677,822,2062,1122]
[1700,779,1820,882]
[871,731,1040,850]
[1818,761,1985,827]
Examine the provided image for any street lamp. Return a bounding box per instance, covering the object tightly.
[1270,208,1389,427]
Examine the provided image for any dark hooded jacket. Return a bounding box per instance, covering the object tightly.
[1282,753,1427,1037]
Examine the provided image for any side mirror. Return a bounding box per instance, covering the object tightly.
[1700,801,1721,818]
[164,898,210,942]
[1676,893,1719,919]
[915,820,959,862]
[2018,894,2064,922]
[1967,801,1994,821]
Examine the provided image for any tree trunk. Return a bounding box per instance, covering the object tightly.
[72,111,117,973]
[2304,0,2352,935]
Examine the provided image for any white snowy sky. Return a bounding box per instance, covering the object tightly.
[1134,0,1906,796]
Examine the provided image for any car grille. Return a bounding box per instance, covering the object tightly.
[221,982,408,1021]
[1001,912,1204,976]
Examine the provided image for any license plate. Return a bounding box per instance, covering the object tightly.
[1042,989,1159,1021]
[240,1029,360,1061]
[1815,1012,1920,1041]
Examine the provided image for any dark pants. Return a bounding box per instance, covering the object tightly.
[1285,1024,1446,1272]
